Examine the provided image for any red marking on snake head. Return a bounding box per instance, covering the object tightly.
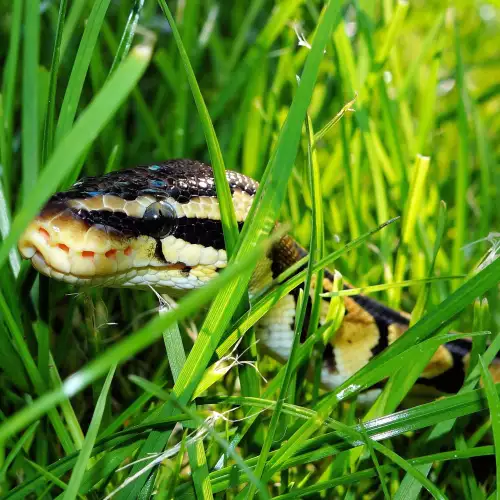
[39,228,50,241]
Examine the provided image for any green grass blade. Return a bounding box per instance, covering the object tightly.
[411,200,447,324]
[55,0,113,144]
[245,290,306,498]
[128,376,269,499]
[24,458,77,497]
[21,0,40,200]
[358,424,390,500]
[478,356,500,497]
[64,365,116,500]
[1,0,23,195]
[450,22,471,286]
[393,154,431,306]
[59,0,86,57]
[41,0,68,163]
[321,276,463,298]
[109,0,144,75]
[158,295,213,500]
[0,421,39,481]
[0,290,75,453]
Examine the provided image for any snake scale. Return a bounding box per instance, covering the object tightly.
[18,159,499,395]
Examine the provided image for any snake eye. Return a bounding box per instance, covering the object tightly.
[143,200,176,238]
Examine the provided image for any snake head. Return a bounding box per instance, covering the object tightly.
[18,161,256,290]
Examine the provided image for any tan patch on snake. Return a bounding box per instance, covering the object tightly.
[485,358,500,384]
[249,256,274,296]
[388,323,454,378]
[256,294,296,362]
[66,189,253,222]
[160,236,226,268]
[462,353,500,385]
[331,297,380,376]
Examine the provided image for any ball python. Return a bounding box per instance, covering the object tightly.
[17,159,497,395]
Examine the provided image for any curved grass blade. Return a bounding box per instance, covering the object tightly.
[109,0,144,75]
[21,0,40,199]
[41,0,68,163]
[25,459,78,497]
[478,355,500,496]
[321,276,464,298]
[1,0,23,194]
[0,42,153,268]
[0,421,39,482]
[55,0,113,144]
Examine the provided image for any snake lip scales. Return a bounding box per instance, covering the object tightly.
[17,159,500,394]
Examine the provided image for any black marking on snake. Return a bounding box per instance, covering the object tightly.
[417,342,467,393]
[69,208,244,250]
[75,209,174,238]
[350,294,408,358]
[48,159,258,205]
[155,240,167,263]
[321,267,408,357]
[174,219,244,249]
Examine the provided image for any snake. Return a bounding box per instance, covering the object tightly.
[18,159,499,395]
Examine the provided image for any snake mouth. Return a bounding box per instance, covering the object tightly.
[27,249,197,290]
[18,207,221,289]
[18,208,152,278]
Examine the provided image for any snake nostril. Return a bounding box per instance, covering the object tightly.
[105,249,117,259]
[82,251,94,258]
[58,244,70,252]
[39,228,50,241]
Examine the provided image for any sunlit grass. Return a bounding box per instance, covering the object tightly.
[0,0,499,498]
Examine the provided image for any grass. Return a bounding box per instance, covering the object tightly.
[0,0,499,498]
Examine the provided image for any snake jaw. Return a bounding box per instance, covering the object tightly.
[17,205,220,290]
[18,208,142,278]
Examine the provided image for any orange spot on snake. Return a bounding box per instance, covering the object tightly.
[39,228,50,241]
[82,251,95,258]
[105,249,117,259]
[58,244,70,252]
[124,246,132,256]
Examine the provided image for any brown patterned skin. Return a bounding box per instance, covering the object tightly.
[18,159,496,393]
